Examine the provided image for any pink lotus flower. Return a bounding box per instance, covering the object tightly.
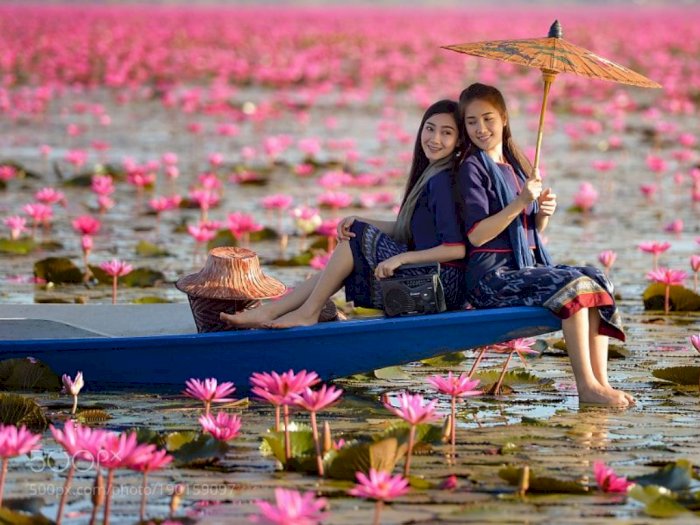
[0,165,17,182]
[298,137,322,157]
[639,183,657,200]
[261,194,294,210]
[384,392,438,476]
[291,206,322,237]
[646,267,687,314]
[593,461,634,493]
[426,372,481,450]
[65,149,88,169]
[4,215,27,240]
[253,488,327,525]
[0,424,42,506]
[689,334,700,354]
[35,187,65,206]
[646,155,667,173]
[349,469,409,525]
[91,175,115,196]
[592,160,615,172]
[23,202,53,237]
[309,252,331,270]
[227,212,263,246]
[199,412,242,442]
[162,152,178,166]
[128,448,173,522]
[187,222,217,246]
[690,255,700,291]
[572,182,599,213]
[292,384,343,476]
[251,369,319,460]
[99,259,133,304]
[184,378,236,415]
[678,133,696,147]
[664,218,683,234]
[638,241,671,270]
[294,163,315,177]
[72,215,101,236]
[62,371,84,414]
[317,191,353,210]
[189,189,220,222]
[598,250,617,275]
[217,123,239,137]
[198,172,222,191]
[208,152,224,167]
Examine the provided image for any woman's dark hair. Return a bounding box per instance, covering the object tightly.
[400,99,465,209]
[458,83,533,174]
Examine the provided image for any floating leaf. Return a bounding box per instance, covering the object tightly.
[499,465,588,494]
[269,252,314,267]
[134,427,167,448]
[207,230,237,250]
[474,369,551,386]
[260,424,316,465]
[373,366,410,381]
[135,240,170,257]
[420,351,467,367]
[325,437,404,481]
[643,283,700,312]
[250,227,278,242]
[131,296,172,304]
[628,484,690,518]
[0,507,52,525]
[0,238,36,255]
[652,366,700,386]
[121,268,166,288]
[0,394,48,432]
[75,409,111,424]
[33,257,83,284]
[632,460,694,491]
[0,358,60,391]
[608,344,630,359]
[165,431,229,467]
[376,422,443,446]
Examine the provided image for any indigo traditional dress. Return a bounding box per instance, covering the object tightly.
[344,169,468,311]
[459,154,625,340]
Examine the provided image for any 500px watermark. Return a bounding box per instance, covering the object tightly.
[27,450,123,473]
[28,482,231,498]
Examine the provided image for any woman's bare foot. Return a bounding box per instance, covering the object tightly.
[598,381,636,405]
[578,384,630,407]
[263,308,320,329]
[220,308,275,328]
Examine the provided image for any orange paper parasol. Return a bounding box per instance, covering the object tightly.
[443,20,662,174]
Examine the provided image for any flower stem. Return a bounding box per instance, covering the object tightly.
[56,464,75,525]
[468,347,487,378]
[283,404,291,462]
[111,275,117,305]
[491,352,514,395]
[139,472,149,522]
[310,411,324,477]
[403,424,416,478]
[274,405,281,432]
[72,395,78,415]
[664,284,670,314]
[450,396,457,452]
[0,457,7,507]
[103,468,115,525]
[372,499,383,525]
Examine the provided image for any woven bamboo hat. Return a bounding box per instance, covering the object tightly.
[176,246,286,300]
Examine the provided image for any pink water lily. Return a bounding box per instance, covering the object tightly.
[689,335,700,354]
[348,469,409,525]
[598,250,617,276]
[638,241,671,270]
[0,425,42,506]
[62,371,84,414]
[72,215,101,236]
[646,267,687,314]
[252,488,327,525]
[593,461,634,493]
[35,187,65,206]
[690,255,700,291]
[227,211,263,247]
[426,373,481,451]
[3,215,27,240]
[99,259,133,304]
[199,411,242,442]
[128,448,173,522]
[183,378,236,415]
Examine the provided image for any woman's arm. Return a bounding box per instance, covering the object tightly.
[468,177,542,247]
[374,243,465,279]
[535,187,557,233]
[337,215,395,240]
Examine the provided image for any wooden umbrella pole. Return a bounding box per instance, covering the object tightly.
[532,70,558,178]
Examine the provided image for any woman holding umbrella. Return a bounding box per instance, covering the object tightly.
[457,82,634,407]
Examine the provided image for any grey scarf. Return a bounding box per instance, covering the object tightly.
[393,154,455,245]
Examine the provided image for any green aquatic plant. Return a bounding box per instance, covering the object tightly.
[33,257,83,284]
[0,358,60,391]
[0,394,48,432]
[0,237,36,255]
[643,283,700,312]
[628,460,699,518]
[651,366,700,386]
[498,465,589,494]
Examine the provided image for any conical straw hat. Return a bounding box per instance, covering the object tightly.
[175,246,286,300]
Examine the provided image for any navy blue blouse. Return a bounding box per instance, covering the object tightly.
[409,169,466,266]
[458,155,539,288]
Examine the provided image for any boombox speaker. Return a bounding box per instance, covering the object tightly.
[379,263,447,317]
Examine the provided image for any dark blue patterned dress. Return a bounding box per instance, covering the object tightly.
[459,155,625,341]
[344,169,468,311]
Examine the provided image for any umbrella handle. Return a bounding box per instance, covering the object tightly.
[533,71,557,179]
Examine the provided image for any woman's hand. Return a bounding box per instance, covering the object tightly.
[337,215,357,241]
[374,254,405,279]
[537,188,557,216]
[519,177,542,205]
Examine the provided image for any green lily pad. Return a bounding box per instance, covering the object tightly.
[34,257,83,284]
[325,436,405,481]
[643,283,700,312]
[135,240,170,257]
[207,230,237,250]
[269,251,314,267]
[0,358,60,391]
[421,351,467,367]
[376,422,444,446]
[0,393,48,432]
[122,268,166,287]
[260,424,317,466]
[131,296,172,304]
[628,484,690,518]
[165,431,229,467]
[632,460,694,491]
[474,369,551,386]
[250,227,278,241]
[373,366,410,380]
[0,508,52,525]
[499,465,589,494]
[652,366,700,386]
[0,238,36,255]
[75,409,111,424]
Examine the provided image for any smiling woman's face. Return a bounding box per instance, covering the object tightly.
[464,98,506,160]
[420,113,458,163]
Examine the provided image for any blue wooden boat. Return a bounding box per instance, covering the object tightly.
[0,304,561,392]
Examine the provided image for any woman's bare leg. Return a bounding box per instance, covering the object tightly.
[588,308,635,404]
[562,308,629,407]
[220,273,321,328]
[265,241,354,328]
